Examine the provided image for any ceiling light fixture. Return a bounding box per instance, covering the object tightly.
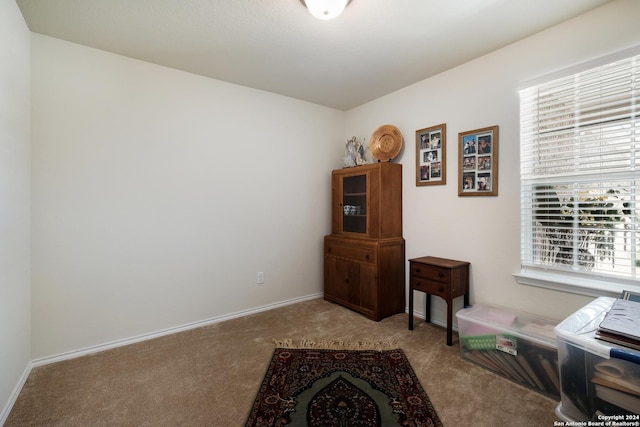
[301,0,351,20]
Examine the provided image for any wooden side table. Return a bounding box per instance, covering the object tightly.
[408,256,470,346]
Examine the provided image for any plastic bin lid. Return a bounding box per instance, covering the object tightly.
[456,304,558,348]
[554,297,640,359]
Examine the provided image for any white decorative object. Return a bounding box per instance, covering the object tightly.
[343,136,368,167]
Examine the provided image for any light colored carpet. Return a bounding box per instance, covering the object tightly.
[6,298,560,426]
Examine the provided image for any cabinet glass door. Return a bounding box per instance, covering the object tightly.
[342,174,367,234]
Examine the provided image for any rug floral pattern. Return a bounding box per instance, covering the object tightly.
[245,348,443,427]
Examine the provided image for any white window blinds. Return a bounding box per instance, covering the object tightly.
[519,53,640,285]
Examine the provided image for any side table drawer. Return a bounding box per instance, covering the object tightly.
[411,277,447,299]
[411,263,450,283]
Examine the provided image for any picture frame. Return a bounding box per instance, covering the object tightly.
[416,123,446,186]
[458,125,499,196]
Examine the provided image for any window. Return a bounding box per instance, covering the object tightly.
[518,51,640,296]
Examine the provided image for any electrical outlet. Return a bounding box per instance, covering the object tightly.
[257,272,264,284]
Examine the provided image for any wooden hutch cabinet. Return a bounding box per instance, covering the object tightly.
[324,162,405,321]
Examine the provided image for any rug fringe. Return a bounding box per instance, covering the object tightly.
[273,338,398,351]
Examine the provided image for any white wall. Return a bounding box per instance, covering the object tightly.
[0,0,31,423]
[31,34,345,360]
[346,0,640,324]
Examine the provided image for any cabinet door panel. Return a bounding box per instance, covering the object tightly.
[359,263,376,311]
[341,173,368,235]
[324,254,336,296]
[334,258,360,305]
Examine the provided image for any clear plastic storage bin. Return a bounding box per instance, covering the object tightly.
[555,297,640,421]
[456,304,560,399]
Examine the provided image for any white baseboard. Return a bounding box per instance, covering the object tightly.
[1,361,32,426]
[32,293,324,368]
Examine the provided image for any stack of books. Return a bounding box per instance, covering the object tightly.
[592,291,640,413]
[596,292,640,351]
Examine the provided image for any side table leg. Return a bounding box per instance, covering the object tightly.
[425,294,431,323]
[446,299,453,346]
[408,289,414,330]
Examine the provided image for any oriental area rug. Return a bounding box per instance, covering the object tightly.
[245,339,443,427]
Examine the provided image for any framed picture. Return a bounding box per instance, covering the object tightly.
[458,125,498,196]
[416,123,446,186]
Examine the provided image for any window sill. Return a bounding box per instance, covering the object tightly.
[514,269,637,298]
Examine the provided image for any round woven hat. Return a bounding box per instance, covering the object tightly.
[369,124,403,161]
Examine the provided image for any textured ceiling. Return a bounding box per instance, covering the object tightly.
[17,0,612,111]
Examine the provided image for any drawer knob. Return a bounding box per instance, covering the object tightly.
[415,268,421,273]
[438,272,444,278]
[365,254,370,261]
[328,247,332,253]
[438,287,444,293]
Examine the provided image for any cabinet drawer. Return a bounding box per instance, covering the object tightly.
[411,263,450,283]
[411,278,448,298]
[325,244,375,263]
